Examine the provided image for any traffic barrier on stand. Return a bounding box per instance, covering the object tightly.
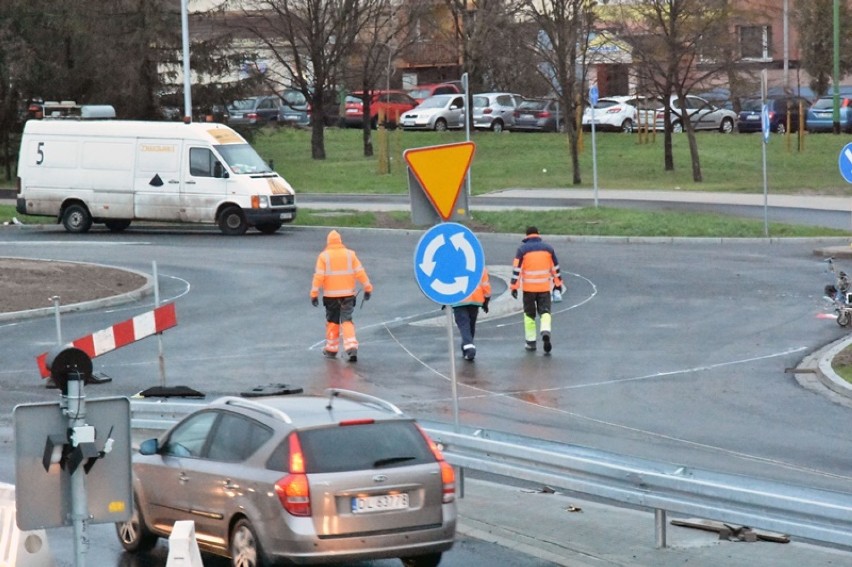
[165,521,203,567]
[36,303,177,378]
[0,483,55,567]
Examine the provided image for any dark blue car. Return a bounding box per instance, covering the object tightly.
[738,96,810,134]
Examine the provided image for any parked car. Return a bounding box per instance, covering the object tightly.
[581,96,641,133]
[116,389,457,566]
[227,95,280,126]
[738,96,811,134]
[277,89,311,127]
[806,95,852,133]
[472,92,524,132]
[510,99,563,132]
[406,82,462,104]
[401,94,467,131]
[642,95,737,133]
[343,90,417,128]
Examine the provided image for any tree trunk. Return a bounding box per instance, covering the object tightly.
[310,119,326,160]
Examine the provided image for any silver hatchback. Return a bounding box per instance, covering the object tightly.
[116,389,456,566]
[472,93,524,132]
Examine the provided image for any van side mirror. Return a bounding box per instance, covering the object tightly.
[214,162,229,179]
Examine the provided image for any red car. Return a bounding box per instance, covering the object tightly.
[343,90,417,128]
[405,82,462,104]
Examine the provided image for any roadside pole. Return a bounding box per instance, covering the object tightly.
[590,84,599,207]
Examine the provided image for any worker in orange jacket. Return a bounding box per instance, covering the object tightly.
[510,226,563,354]
[451,268,491,361]
[310,230,373,362]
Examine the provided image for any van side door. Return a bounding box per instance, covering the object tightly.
[180,146,228,223]
[135,139,183,221]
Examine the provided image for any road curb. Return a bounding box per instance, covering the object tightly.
[0,262,154,323]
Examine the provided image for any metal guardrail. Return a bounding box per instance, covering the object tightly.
[130,400,852,549]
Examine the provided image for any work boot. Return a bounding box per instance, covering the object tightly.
[463,346,476,361]
[542,331,552,355]
[322,349,336,359]
[346,349,358,362]
[525,340,536,351]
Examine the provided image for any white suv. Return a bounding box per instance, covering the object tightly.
[472,92,525,132]
[582,96,640,133]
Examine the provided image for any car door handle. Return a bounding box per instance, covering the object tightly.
[168,180,180,184]
[223,480,239,490]
[185,180,196,185]
[179,472,190,484]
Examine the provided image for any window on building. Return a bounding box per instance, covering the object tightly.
[740,25,772,61]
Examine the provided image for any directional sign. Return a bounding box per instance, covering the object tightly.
[590,84,599,106]
[404,142,476,221]
[761,103,770,144]
[840,142,852,184]
[414,223,484,305]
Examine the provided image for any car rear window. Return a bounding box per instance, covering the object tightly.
[266,421,435,473]
[741,99,762,112]
[518,100,546,111]
[812,97,836,110]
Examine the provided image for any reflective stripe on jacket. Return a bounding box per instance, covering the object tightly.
[510,233,562,293]
[311,230,373,299]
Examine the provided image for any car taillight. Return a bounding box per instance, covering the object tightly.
[247,112,258,120]
[607,107,622,114]
[274,433,311,516]
[537,111,551,118]
[416,424,455,503]
[339,418,375,426]
[483,108,493,114]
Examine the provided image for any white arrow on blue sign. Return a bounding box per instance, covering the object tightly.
[761,103,770,144]
[839,142,852,184]
[414,223,484,305]
[590,84,599,106]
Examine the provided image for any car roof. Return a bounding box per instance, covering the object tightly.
[207,388,408,429]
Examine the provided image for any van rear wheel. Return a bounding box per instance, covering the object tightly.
[104,219,131,232]
[62,204,92,233]
[218,206,248,236]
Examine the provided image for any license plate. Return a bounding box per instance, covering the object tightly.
[279,212,293,220]
[522,113,533,119]
[746,115,759,120]
[351,493,409,514]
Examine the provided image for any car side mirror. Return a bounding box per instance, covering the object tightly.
[214,162,229,179]
[139,438,159,455]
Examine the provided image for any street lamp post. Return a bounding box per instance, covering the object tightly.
[833,0,841,134]
[181,0,192,122]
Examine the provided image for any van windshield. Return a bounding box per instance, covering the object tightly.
[215,144,272,174]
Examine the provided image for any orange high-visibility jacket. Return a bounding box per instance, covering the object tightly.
[454,268,491,306]
[510,233,562,293]
[311,230,373,299]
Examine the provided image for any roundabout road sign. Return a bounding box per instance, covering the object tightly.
[414,223,484,305]
[840,142,852,184]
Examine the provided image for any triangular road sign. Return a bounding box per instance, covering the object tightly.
[404,141,476,221]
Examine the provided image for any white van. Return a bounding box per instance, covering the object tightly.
[15,120,297,235]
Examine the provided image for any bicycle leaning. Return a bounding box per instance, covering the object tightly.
[823,257,852,327]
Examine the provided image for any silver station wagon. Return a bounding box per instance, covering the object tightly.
[116,389,457,567]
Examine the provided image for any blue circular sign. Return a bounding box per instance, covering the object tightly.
[840,142,852,184]
[414,223,484,305]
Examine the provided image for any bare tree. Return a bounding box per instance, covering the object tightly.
[350,0,424,157]
[518,0,594,185]
[607,0,737,181]
[229,0,374,160]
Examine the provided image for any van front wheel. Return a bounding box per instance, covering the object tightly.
[62,204,92,233]
[218,206,248,236]
[256,221,282,235]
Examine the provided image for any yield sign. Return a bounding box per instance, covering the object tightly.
[404,141,476,221]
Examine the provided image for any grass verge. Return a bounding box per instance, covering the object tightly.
[832,346,852,385]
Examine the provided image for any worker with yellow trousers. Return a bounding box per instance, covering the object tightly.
[509,226,563,354]
[310,230,373,362]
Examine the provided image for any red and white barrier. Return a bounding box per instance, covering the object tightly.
[36,303,177,378]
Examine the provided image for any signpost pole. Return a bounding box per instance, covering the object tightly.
[590,84,599,208]
[445,307,460,432]
[66,374,90,567]
[761,70,769,238]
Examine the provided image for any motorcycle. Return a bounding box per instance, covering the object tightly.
[823,257,852,327]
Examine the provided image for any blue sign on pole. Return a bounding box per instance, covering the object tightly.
[414,223,484,305]
[589,84,599,106]
[761,103,770,144]
[840,143,852,184]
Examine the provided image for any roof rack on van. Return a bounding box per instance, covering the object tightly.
[38,101,116,120]
[325,388,403,415]
[218,396,293,423]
